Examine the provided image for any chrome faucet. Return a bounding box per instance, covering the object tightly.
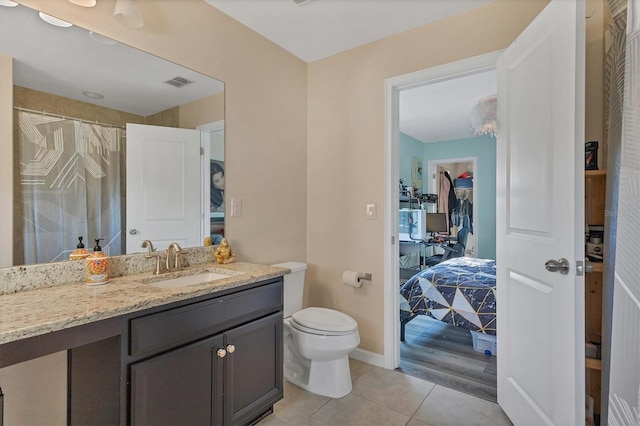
[142,240,162,275]
[166,242,188,272]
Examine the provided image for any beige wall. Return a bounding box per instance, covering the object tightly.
[585,0,605,166]
[306,0,549,354]
[0,352,67,425]
[305,0,606,356]
[180,92,225,129]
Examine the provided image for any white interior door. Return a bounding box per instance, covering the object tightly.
[496,1,585,424]
[126,123,202,253]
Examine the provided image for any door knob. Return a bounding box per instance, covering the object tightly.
[216,348,226,358]
[576,260,595,276]
[226,344,235,354]
[129,229,138,235]
[545,258,570,275]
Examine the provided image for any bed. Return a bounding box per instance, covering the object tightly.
[399,257,496,341]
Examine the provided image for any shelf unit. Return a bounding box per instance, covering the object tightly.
[585,169,606,416]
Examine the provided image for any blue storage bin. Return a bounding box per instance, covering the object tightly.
[454,178,473,189]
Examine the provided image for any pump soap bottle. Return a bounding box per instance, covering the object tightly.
[70,236,90,261]
[86,238,109,285]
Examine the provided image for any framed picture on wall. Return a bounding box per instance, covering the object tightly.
[412,156,423,189]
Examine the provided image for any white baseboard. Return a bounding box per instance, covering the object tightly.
[350,347,385,368]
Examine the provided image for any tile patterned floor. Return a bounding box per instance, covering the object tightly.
[258,358,512,426]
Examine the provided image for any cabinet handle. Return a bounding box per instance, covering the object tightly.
[216,348,227,358]
[226,344,236,354]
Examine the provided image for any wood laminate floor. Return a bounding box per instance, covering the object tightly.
[396,315,498,402]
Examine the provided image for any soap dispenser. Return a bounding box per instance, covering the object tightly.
[70,236,90,261]
[86,238,109,285]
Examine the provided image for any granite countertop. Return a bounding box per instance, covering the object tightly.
[0,262,288,346]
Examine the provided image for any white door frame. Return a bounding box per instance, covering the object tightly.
[197,120,225,240]
[383,51,502,369]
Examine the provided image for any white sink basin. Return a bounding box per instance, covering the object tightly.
[147,271,235,289]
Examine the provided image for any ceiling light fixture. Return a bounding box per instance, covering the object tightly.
[0,0,18,7]
[113,0,143,29]
[68,0,96,7]
[470,95,497,137]
[39,12,73,28]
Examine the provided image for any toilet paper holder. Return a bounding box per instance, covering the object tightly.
[342,271,372,287]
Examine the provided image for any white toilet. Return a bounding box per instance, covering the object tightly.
[272,262,360,398]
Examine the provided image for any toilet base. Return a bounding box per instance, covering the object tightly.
[285,355,353,398]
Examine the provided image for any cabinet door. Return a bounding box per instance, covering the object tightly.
[130,334,223,426]
[223,313,283,426]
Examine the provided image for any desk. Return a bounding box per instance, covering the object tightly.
[399,237,459,270]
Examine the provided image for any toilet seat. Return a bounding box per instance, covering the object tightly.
[290,307,358,336]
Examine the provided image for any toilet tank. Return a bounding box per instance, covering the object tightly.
[271,262,307,318]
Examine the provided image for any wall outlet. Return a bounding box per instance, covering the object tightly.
[231,198,242,217]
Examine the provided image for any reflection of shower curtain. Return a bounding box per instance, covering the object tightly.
[17,111,124,264]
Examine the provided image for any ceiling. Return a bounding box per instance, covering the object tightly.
[204,0,491,63]
[204,0,497,143]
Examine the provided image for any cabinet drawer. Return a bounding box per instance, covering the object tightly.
[130,282,282,357]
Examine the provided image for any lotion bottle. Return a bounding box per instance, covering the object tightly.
[86,238,109,285]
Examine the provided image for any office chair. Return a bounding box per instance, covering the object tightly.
[423,227,469,267]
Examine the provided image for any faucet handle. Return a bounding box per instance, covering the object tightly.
[175,249,189,270]
[145,252,163,275]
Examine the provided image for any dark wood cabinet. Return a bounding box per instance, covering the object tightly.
[222,313,283,426]
[130,334,222,426]
[128,281,284,425]
[130,313,282,426]
[51,277,285,425]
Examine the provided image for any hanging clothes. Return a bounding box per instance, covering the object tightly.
[457,195,473,234]
[437,170,457,233]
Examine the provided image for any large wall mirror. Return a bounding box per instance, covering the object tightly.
[0,3,225,267]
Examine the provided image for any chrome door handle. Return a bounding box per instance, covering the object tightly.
[545,258,570,275]
[576,260,594,276]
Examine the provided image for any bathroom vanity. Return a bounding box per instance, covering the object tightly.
[0,259,287,425]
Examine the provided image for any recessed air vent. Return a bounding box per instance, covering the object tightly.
[164,76,193,88]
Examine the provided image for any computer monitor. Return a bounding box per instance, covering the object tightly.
[426,213,448,234]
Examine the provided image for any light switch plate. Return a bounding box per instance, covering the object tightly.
[231,198,242,217]
[366,203,377,220]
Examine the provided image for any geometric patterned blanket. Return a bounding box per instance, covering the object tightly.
[399,257,497,335]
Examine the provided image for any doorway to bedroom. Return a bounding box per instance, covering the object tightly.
[394,58,498,402]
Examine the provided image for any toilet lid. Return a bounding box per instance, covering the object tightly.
[291,307,358,334]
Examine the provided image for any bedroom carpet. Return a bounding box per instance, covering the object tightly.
[396,315,497,402]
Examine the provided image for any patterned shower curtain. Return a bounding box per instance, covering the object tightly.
[17,111,125,264]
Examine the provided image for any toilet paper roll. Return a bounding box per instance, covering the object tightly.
[342,271,364,288]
